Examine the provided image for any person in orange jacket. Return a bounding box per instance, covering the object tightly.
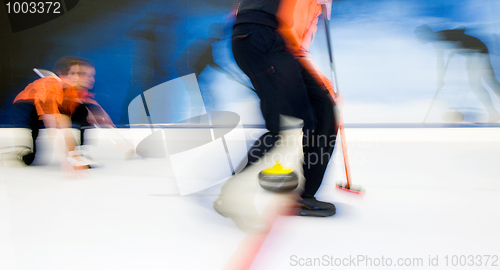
[59,57,123,165]
[214,0,339,233]
[278,0,338,96]
[12,57,91,169]
[65,58,115,143]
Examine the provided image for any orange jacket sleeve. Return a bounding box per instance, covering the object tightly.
[14,77,64,116]
[278,0,335,96]
[277,0,322,57]
[38,78,64,115]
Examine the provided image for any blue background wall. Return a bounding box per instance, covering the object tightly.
[1,0,500,125]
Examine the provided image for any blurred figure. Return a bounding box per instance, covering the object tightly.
[120,13,176,125]
[174,23,230,81]
[174,23,235,119]
[214,0,339,233]
[415,24,500,122]
[66,57,121,163]
[12,57,90,169]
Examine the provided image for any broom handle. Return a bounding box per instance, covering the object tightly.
[422,54,453,123]
[322,4,352,188]
[337,108,352,188]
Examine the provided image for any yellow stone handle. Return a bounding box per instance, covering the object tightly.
[261,160,294,175]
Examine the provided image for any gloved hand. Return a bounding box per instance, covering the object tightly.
[316,0,333,19]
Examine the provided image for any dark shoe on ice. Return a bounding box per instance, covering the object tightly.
[295,197,336,217]
[18,147,35,165]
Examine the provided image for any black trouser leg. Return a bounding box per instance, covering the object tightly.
[300,68,337,197]
[232,23,315,171]
[232,23,315,135]
[71,104,90,145]
[22,119,42,165]
[12,102,41,165]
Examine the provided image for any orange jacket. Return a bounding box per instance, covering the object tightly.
[277,0,335,96]
[76,88,98,105]
[14,77,84,117]
[61,85,80,116]
[14,77,64,116]
[277,0,322,57]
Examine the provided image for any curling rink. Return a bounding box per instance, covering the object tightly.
[0,126,499,270]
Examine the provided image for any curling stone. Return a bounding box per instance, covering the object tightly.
[258,161,298,193]
[441,107,464,123]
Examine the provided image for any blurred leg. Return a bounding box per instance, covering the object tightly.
[300,68,337,197]
[70,103,89,145]
[467,56,500,121]
[12,102,41,165]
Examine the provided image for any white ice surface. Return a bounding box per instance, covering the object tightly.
[0,127,499,270]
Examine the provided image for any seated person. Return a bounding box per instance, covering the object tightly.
[12,56,90,169]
